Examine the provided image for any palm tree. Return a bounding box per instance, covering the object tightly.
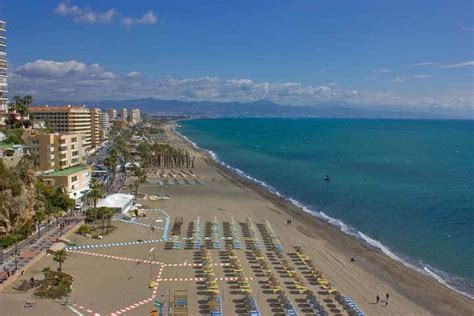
[41,266,51,285]
[103,207,114,233]
[88,180,105,221]
[9,95,32,126]
[53,249,67,273]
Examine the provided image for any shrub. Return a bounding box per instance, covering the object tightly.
[77,225,91,235]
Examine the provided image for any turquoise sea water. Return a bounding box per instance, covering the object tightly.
[177,118,474,297]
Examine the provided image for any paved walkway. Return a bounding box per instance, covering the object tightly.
[0,218,83,284]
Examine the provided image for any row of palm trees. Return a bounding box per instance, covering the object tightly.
[84,179,114,233]
[137,143,195,169]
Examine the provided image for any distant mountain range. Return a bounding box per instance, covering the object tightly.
[33,98,472,119]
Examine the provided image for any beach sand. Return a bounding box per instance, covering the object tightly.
[1,120,473,316]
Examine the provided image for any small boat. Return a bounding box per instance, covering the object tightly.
[324,175,330,181]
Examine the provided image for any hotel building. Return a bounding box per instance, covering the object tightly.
[108,108,117,121]
[90,108,101,148]
[29,105,92,149]
[27,132,87,172]
[0,21,7,113]
[39,165,91,201]
[99,111,110,142]
[27,132,90,200]
[129,108,141,125]
[120,108,128,120]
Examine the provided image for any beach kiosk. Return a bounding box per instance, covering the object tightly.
[96,193,134,214]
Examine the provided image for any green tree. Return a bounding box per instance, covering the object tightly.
[53,249,67,273]
[88,180,105,212]
[41,266,51,285]
[97,206,111,233]
[103,207,114,233]
[10,95,33,118]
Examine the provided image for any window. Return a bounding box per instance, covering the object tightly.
[71,176,78,182]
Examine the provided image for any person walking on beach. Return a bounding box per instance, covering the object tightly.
[386,292,390,305]
[376,294,380,304]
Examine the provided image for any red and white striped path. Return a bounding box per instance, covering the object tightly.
[72,303,101,316]
[68,250,163,265]
[110,265,164,315]
[110,297,154,316]
[158,276,254,282]
[162,262,229,267]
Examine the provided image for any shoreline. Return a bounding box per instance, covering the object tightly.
[175,122,474,300]
[170,120,474,315]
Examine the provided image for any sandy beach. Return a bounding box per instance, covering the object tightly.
[1,120,472,316]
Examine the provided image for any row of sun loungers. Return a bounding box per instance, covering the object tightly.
[246,218,263,250]
[278,292,298,316]
[193,217,203,249]
[229,217,241,249]
[157,169,197,179]
[337,295,365,316]
[208,295,223,316]
[305,293,329,316]
[257,220,283,252]
[244,294,261,316]
[156,178,204,185]
[204,217,221,249]
[167,217,184,249]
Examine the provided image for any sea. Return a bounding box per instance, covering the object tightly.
[176,118,474,298]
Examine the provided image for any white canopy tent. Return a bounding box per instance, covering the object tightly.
[97,193,134,213]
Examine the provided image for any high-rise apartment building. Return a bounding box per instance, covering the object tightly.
[99,111,110,142]
[27,132,87,172]
[108,108,117,121]
[29,105,92,149]
[130,108,141,125]
[121,108,128,120]
[0,21,7,113]
[90,108,101,148]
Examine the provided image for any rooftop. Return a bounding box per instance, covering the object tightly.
[45,165,89,177]
[29,105,88,112]
[97,193,134,210]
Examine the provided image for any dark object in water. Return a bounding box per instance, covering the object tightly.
[324,175,330,181]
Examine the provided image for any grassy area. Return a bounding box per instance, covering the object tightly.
[34,271,73,299]
[76,223,117,238]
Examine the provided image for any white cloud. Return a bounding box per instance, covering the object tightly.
[121,11,158,27]
[413,62,438,67]
[54,2,156,26]
[392,77,409,83]
[411,74,431,79]
[55,2,116,24]
[9,59,473,113]
[372,68,392,73]
[441,60,474,69]
[461,28,474,32]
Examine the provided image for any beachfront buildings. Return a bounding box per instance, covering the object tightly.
[99,111,110,142]
[112,119,127,129]
[120,108,128,120]
[27,132,87,172]
[129,108,141,125]
[27,131,90,200]
[29,105,93,149]
[90,108,101,149]
[0,21,8,115]
[108,108,117,121]
[39,165,91,201]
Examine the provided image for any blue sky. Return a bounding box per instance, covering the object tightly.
[0,0,473,114]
